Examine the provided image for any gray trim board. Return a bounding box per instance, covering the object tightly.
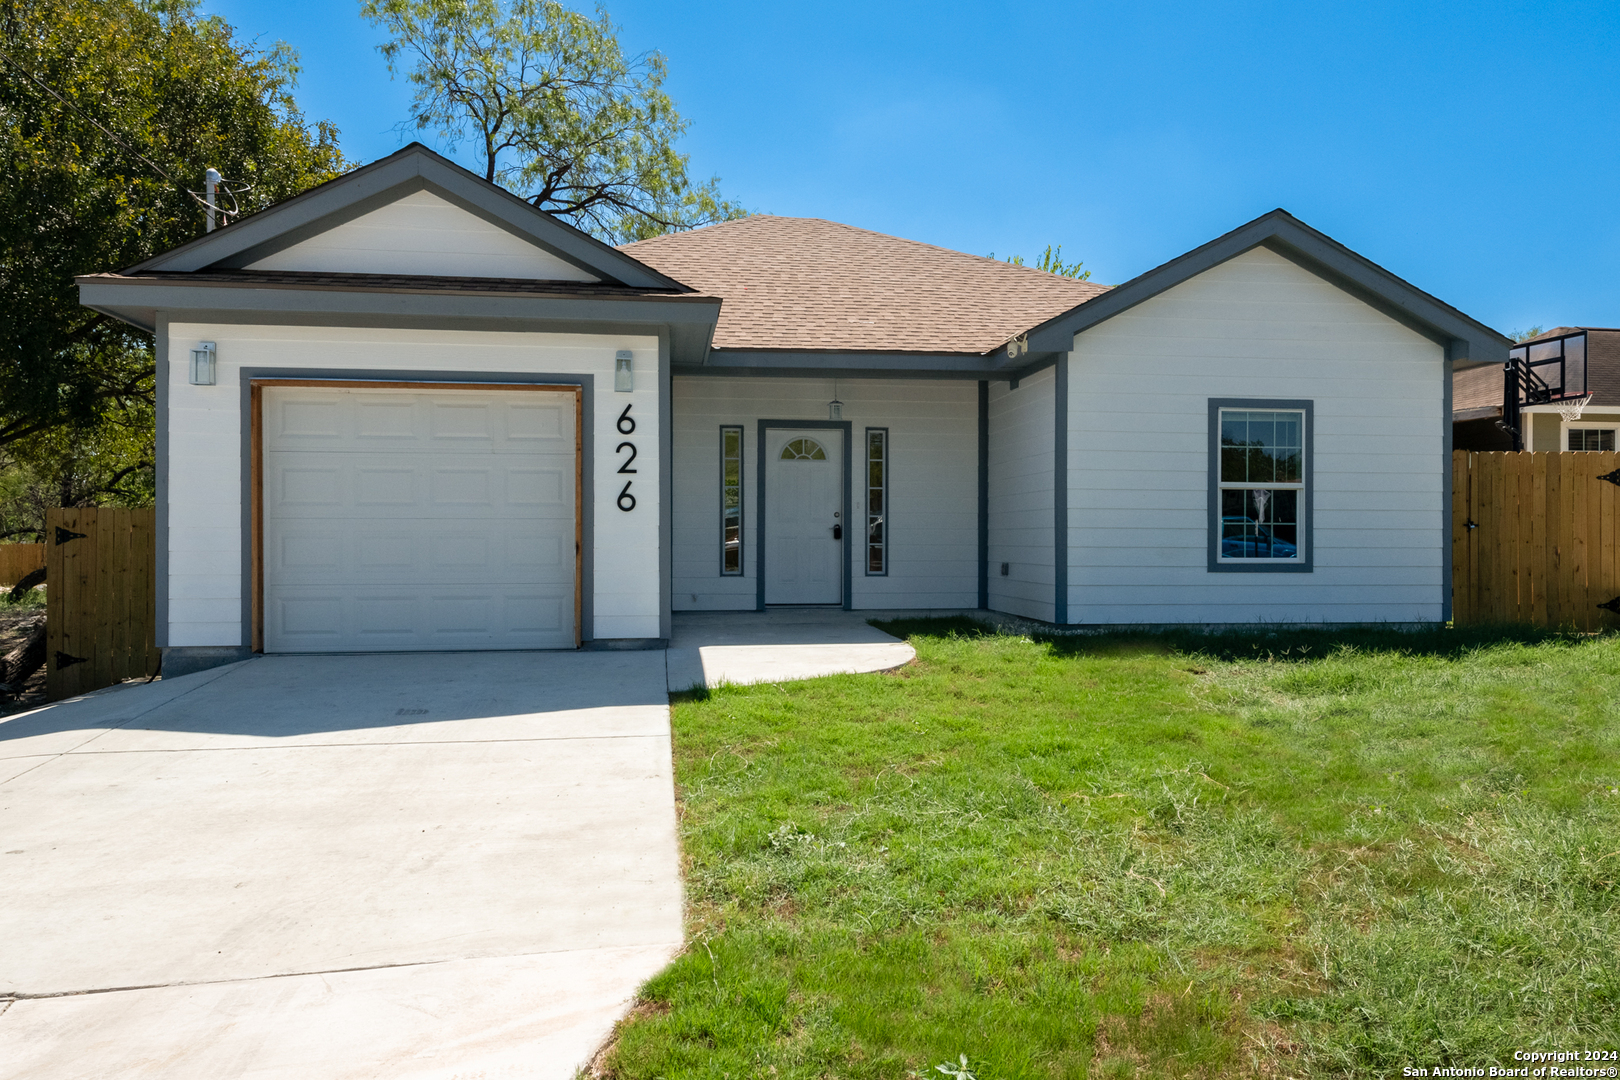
[754,420,853,611]
[76,278,719,365]
[1010,210,1510,374]
[1054,356,1069,623]
[1442,357,1454,622]
[658,330,673,641]
[1207,398,1315,574]
[155,317,170,648]
[237,368,596,647]
[977,380,989,609]
[128,143,686,290]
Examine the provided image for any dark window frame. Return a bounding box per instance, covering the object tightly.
[719,425,743,575]
[1207,398,1314,573]
[864,427,889,576]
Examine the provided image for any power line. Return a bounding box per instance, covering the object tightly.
[0,45,194,197]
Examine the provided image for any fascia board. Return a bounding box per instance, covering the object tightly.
[1020,210,1511,369]
[77,276,719,337]
[692,349,995,377]
[128,144,686,291]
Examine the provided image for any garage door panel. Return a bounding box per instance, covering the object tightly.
[265,393,573,455]
[266,587,574,650]
[267,456,572,520]
[262,386,576,652]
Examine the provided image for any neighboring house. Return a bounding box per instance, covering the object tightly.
[77,144,1507,672]
[1453,326,1620,452]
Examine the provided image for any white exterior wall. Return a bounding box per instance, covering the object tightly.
[986,366,1056,621]
[162,323,661,647]
[1065,246,1446,624]
[670,376,978,610]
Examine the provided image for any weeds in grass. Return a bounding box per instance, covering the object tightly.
[598,622,1620,1079]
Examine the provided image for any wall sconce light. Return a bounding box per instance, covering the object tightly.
[614,350,634,392]
[190,342,216,385]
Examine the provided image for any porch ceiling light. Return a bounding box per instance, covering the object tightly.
[614,349,634,392]
[189,342,216,385]
[828,397,843,420]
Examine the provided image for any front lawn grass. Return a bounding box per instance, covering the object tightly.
[599,622,1620,1079]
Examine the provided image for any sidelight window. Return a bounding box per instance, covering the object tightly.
[866,428,888,574]
[720,426,743,574]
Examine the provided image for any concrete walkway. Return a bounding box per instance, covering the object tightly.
[666,608,917,690]
[0,652,682,1080]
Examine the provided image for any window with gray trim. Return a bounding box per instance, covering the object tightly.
[720,426,743,574]
[1217,407,1305,562]
[865,428,888,574]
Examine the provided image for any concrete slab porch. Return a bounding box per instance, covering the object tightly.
[665,608,922,691]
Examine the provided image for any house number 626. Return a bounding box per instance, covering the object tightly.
[616,404,637,512]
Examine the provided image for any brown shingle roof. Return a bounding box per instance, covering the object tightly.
[621,216,1108,354]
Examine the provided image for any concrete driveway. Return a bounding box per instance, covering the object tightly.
[0,651,682,1079]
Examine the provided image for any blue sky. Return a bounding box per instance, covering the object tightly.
[202,0,1620,334]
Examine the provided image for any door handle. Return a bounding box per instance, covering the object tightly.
[832,524,843,540]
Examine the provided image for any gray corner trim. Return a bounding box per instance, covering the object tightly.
[977,380,989,610]
[1442,357,1454,622]
[863,427,890,577]
[236,367,596,646]
[719,425,745,576]
[129,143,687,290]
[1017,210,1510,372]
[1206,398,1315,574]
[658,329,673,641]
[1054,356,1069,623]
[755,420,853,611]
[155,318,170,648]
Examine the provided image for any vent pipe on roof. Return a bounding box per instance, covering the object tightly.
[204,168,221,232]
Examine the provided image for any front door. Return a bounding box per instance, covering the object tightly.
[764,429,843,604]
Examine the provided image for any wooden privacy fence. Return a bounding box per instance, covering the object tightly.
[0,543,44,586]
[1452,450,1620,629]
[46,507,159,701]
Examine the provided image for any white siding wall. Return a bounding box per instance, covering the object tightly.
[1065,246,1446,625]
[245,190,599,281]
[671,376,978,610]
[987,367,1056,621]
[163,323,661,646]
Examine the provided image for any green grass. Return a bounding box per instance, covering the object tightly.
[597,622,1620,1079]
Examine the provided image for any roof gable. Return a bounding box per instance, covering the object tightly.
[243,189,600,281]
[1018,209,1509,372]
[130,143,685,290]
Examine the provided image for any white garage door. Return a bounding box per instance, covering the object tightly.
[261,385,577,652]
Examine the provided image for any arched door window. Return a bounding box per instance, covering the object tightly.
[780,437,827,461]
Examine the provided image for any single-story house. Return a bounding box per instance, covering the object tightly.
[1453,326,1620,452]
[78,144,1509,671]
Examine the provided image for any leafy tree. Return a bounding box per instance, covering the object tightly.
[1511,326,1546,343]
[0,403,154,541]
[360,0,745,242]
[0,0,346,449]
[991,244,1091,280]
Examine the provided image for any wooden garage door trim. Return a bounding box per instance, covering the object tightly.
[250,380,584,653]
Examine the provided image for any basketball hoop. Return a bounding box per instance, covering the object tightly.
[1556,393,1594,422]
